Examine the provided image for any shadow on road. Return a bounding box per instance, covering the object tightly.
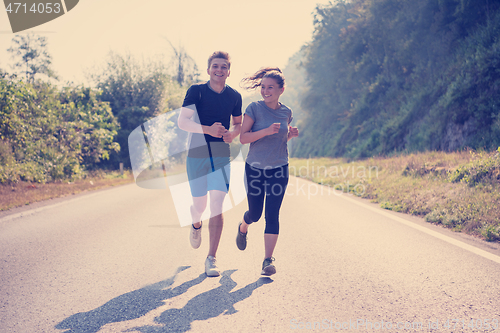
[55,266,272,333]
[55,266,199,333]
[129,270,273,333]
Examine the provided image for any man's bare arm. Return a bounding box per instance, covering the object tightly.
[178,106,226,138]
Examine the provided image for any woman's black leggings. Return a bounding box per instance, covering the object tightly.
[243,163,289,235]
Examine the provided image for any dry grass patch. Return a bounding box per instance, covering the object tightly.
[0,171,134,211]
[290,150,500,242]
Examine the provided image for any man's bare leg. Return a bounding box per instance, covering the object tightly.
[191,195,207,228]
[207,190,226,257]
[208,214,223,257]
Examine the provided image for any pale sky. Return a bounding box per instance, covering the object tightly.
[0,0,331,94]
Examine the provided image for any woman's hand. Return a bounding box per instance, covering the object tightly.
[222,130,235,143]
[266,123,281,136]
[288,126,299,140]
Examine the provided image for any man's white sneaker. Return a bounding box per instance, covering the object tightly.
[205,255,220,277]
[190,223,202,249]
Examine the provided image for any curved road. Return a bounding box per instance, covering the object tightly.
[1,176,500,332]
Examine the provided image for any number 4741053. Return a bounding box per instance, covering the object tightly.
[5,2,62,14]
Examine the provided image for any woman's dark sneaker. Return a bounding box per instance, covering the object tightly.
[261,257,276,276]
[236,222,247,251]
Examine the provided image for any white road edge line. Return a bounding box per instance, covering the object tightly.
[328,187,500,265]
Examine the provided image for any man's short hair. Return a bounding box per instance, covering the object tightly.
[208,51,231,69]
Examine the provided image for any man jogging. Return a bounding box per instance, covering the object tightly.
[178,51,242,277]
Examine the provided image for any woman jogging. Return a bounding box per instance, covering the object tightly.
[236,67,299,276]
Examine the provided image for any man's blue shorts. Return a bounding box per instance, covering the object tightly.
[186,156,231,197]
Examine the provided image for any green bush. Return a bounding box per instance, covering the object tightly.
[481,224,500,242]
[0,74,119,183]
[448,151,500,186]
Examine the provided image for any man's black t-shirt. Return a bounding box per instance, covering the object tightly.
[182,82,242,157]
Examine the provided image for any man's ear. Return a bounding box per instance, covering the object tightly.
[227,70,231,77]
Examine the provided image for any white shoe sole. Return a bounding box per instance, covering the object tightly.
[261,265,276,276]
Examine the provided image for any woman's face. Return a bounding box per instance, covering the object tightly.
[261,77,284,105]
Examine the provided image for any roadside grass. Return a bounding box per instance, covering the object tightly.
[0,170,134,211]
[289,149,500,242]
[0,162,187,212]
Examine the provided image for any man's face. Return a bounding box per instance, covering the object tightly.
[207,58,230,83]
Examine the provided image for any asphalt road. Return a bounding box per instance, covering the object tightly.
[1,176,500,333]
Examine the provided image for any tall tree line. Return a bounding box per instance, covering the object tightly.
[294,0,500,158]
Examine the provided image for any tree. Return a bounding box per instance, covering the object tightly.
[163,38,200,86]
[294,0,500,159]
[7,33,58,83]
[90,52,185,168]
